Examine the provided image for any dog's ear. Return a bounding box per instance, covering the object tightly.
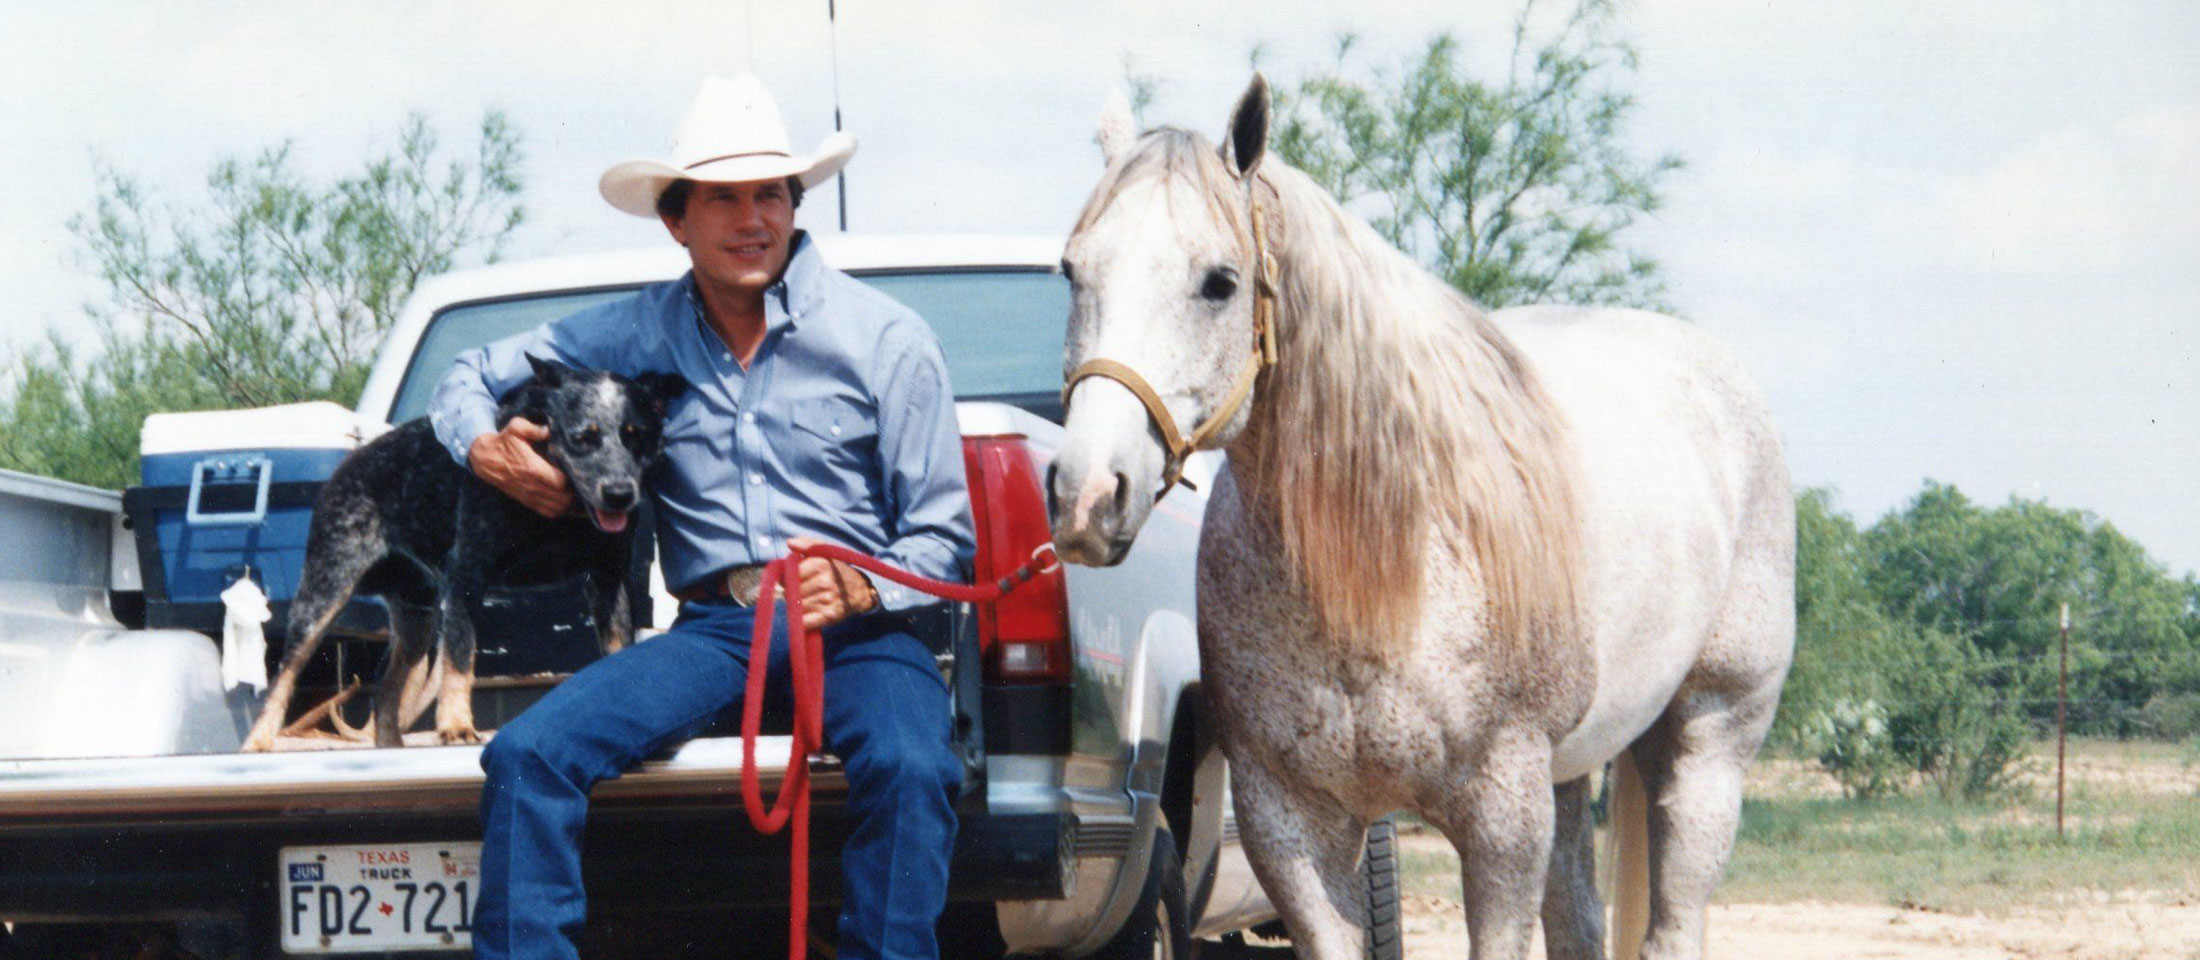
[633,371,690,416]
[525,354,571,388]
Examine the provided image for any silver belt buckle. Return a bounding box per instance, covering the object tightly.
[723,565,767,607]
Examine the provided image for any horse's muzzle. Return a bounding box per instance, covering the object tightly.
[1048,461,1139,567]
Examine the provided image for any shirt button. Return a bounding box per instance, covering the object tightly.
[742,411,756,424]
[721,351,733,362]
[829,424,842,437]
[753,536,769,550]
[747,473,763,486]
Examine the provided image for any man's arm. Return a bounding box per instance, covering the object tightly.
[863,321,978,612]
[427,303,656,514]
[467,419,570,518]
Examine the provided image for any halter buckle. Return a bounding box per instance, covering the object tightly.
[1029,542,1062,576]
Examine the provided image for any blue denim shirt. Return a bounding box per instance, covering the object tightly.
[428,233,975,612]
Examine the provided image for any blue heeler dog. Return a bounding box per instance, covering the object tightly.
[242,357,688,751]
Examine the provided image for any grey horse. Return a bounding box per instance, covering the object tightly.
[1050,76,1793,960]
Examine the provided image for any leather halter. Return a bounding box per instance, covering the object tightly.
[1063,188,1280,498]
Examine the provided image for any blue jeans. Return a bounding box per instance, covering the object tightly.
[472,600,962,960]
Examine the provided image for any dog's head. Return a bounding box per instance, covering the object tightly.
[500,356,690,534]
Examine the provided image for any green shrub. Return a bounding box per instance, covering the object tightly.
[1800,698,1901,798]
[2138,692,2200,742]
[1881,626,2031,800]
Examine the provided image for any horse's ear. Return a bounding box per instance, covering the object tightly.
[525,353,569,388]
[1096,89,1136,165]
[1223,73,1270,179]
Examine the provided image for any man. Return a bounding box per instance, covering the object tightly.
[428,74,975,960]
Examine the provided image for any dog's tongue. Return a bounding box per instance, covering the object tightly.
[592,508,630,534]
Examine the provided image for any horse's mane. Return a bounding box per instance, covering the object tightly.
[1092,129,1585,655]
[1258,160,1585,653]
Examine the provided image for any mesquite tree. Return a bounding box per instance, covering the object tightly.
[0,112,524,489]
[1269,0,1681,310]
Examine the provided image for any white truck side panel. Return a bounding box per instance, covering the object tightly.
[0,470,242,759]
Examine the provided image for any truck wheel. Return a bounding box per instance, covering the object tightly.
[935,901,1008,960]
[1090,826,1190,960]
[1361,816,1402,960]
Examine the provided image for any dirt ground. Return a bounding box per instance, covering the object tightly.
[1388,773,2200,960]
[1397,892,2200,959]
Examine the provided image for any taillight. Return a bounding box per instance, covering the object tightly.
[962,435,1071,684]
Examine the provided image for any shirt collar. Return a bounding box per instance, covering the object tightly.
[774,229,825,327]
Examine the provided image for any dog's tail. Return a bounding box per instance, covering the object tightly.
[242,568,362,752]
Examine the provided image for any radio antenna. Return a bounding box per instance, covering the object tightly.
[829,0,848,231]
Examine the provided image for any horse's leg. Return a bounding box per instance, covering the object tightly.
[1626,678,1780,960]
[1231,760,1370,960]
[1627,481,1793,960]
[1540,774,1603,960]
[1424,728,1554,960]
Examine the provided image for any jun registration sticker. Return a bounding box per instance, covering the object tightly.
[278,842,481,954]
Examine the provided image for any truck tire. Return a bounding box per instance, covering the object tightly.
[935,901,1008,960]
[1361,816,1402,960]
[1089,826,1190,960]
[1237,819,1400,959]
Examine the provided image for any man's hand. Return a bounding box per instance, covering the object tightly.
[786,537,880,630]
[468,418,572,518]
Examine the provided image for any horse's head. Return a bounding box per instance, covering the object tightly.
[1052,75,1278,566]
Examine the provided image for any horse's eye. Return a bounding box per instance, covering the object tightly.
[1059,259,1076,285]
[1200,269,1239,302]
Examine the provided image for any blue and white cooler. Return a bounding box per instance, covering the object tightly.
[125,402,389,645]
[125,401,645,706]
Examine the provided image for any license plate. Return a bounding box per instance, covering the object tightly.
[279,842,481,954]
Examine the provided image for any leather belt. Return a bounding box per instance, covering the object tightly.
[673,563,770,606]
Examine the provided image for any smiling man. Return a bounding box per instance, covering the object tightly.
[427,73,975,960]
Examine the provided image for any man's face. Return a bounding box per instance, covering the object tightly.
[661,178,796,301]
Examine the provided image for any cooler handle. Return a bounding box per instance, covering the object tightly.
[185,455,273,527]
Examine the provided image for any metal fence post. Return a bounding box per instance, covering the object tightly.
[2057,602,2069,838]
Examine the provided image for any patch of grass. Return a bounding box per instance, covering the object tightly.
[1724,739,2200,912]
[1393,740,2200,914]
[1392,816,1467,901]
[1398,844,1465,900]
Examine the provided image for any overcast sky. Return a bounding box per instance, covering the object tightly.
[3,1,2196,576]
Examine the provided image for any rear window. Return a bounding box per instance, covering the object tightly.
[388,269,1069,424]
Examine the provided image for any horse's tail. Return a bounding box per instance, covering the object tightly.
[1609,749,1651,960]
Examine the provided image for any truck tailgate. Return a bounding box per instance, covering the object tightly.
[0,736,838,827]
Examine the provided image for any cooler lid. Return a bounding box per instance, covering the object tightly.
[140,401,391,456]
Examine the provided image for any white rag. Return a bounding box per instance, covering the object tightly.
[220,575,272,692]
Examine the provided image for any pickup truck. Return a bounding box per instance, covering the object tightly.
[0,235,1300,959]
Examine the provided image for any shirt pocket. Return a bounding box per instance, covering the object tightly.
[791,397,879,447]
[787,397,881,507]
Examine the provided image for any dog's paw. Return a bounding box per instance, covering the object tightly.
[241,731,277,753]
[436,725,484,746]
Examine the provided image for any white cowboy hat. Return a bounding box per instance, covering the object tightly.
[598,73,857,218]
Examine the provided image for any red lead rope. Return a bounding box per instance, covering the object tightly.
[741,540,1061,960]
